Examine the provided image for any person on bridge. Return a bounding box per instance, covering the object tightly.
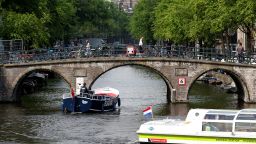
[85,40,90,55]
[138,37,144,57]
[236,41,244,63]
[139,37,144,50]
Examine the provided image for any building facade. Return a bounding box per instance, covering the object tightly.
[111,0,139,13]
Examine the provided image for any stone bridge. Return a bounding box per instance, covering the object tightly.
[1,57,256,103]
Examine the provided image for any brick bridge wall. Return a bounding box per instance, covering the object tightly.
[0,57,256,103]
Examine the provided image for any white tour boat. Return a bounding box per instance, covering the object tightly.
[137,108,256,144]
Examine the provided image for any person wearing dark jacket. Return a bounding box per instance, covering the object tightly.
[80,83,88,96]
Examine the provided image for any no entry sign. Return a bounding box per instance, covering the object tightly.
[178,77,186,86]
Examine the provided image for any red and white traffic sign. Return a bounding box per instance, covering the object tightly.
[178,77,186,86]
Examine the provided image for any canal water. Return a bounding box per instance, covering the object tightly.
[0,65,256,143]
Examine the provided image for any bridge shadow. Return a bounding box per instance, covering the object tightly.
[188,68,246,109]
[13,69,69,103]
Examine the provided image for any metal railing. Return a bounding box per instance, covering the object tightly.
[0,44,255,65]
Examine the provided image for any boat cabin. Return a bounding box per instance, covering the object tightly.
[186,109,256,133]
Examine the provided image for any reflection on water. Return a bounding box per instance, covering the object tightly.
[0,65,256,143]
[20,78,69,114]
[189,82,239,109]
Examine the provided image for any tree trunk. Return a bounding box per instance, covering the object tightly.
[221,35,225,55]
[246,30,253,54]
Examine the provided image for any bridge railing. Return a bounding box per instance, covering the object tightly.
[1,44,256,64]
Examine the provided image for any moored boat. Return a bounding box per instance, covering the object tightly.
[137,108,256,144]
[62,87,120,113]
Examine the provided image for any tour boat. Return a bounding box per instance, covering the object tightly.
[137,108,256,144]
[62,87,120,113]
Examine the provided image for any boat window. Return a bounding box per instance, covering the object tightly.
[207,110,237,115]
[202,122,232,132]
[236,114,256,120]
[219,115,235,120]
[204,114,235,120]
[204,114,216,120]
[235,122,256,132]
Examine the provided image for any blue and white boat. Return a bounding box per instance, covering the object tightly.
[62,87,120,113]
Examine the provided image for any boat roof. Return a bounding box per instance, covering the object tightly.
[93,87,119,97]
[186,108,256,122]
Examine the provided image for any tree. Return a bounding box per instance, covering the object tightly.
[2,12,49,48]
[203,0,238,51]
[235,0,256,53]
[129,0,158,44]
[154,0,191,44]
[43,0,76,44]
[154,0,240,48]
[74,0,128,39]
[0,0,129,48]
[0,0,76,47]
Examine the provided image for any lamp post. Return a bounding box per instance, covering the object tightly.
[226,28,236,59]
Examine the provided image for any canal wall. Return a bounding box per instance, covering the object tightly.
[212,72,233,85]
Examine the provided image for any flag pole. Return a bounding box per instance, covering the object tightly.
[70,81,75,113]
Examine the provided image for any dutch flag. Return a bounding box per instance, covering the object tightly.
[143,106,153,120]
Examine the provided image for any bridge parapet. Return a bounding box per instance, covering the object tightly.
[1,45,256,65]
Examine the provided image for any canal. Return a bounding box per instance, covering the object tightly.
[0,65,255,143]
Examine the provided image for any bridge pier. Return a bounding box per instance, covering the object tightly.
[167,68,190,103]
[169,87,189,103]
[0,66,12,102]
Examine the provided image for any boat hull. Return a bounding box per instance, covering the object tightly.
[138,133,256,144]
[89,96,119,112]
[62,87,120,113]
[137,109,256,144]
[62,97,92,113]
[62,96,120,113]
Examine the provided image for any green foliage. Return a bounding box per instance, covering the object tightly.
[0,0,76,47]
[154,0,191,43]
[129,0,158,43]
[0,0,129,48]
[132,0,256,47]
[2,0,255,48]
[2,12,49,48]
[235,0,256,27]
[44,0,77,43]
[74,0,128,38]
[235,0,256,52]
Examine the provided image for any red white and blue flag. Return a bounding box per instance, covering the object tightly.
[143,106,153,120]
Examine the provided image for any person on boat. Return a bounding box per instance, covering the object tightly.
[80,83,88,96]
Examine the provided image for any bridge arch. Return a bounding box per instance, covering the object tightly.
[89,63,174,102]
[11,67,70,101]
[188,68,249,102]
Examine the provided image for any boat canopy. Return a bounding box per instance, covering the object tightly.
[187,109,256,133]
[94,87,119,97]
